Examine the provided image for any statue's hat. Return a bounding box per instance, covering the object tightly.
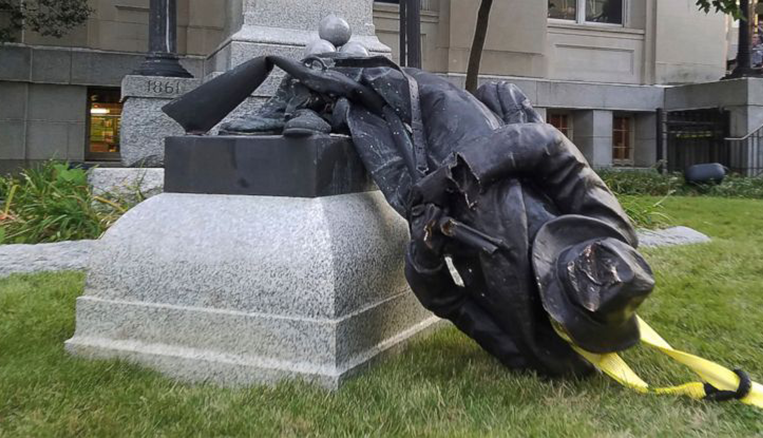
[532,215,655,353]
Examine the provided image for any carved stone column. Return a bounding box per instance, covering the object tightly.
[133,0,193,78]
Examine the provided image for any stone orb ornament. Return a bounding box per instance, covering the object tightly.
[319,14,352,47]
[305,39,337,57]
[339,41,370,57]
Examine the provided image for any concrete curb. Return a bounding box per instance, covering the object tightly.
[637,226,712,248]
[0,240,95,279]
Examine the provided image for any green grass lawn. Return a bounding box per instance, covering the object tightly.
[2,197,763,437]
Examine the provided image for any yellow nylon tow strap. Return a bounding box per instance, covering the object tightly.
[562,316,763,409]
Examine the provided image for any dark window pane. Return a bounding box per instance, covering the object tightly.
[586,0,622,24]
[549,114,572,138]
[548,0,576,20]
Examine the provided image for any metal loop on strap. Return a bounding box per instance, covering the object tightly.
[704,369,753,402]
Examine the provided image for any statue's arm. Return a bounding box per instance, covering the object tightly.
[450,124,638,246]
[474,81,544,125]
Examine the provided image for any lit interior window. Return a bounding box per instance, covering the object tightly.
[87,88,123,160]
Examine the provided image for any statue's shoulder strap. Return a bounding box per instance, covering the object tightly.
[337,56,429,178]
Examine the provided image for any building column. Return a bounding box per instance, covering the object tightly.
[572,110,613,169]
[634,112,658,167]
[534,107,547,122]
[133,0,193,78]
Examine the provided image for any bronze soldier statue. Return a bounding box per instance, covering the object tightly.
[163,54,654,377]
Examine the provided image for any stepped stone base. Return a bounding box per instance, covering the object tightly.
[65,191,439,389]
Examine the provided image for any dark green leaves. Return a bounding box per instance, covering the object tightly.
[696,0,743,19]
[0,0,93,43]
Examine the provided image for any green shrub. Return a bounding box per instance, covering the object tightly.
[688,175,763,198]
[599,169,763,199]
[0,162,135,244]
[598,169,682,197]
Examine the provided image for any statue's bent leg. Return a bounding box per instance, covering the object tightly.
[405,253,528,370]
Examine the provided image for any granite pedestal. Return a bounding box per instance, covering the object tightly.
[120,75,202,167]
[66,134,439,389]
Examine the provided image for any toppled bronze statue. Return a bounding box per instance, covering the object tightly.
[162,54,652,377]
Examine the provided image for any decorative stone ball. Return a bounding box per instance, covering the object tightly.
[339,41,370,57]
[319,14,352,47]
[304,39,337,57]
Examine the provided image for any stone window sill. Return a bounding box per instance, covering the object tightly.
[548,20,646,36]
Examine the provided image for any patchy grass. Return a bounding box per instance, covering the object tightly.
[1,197,763,437]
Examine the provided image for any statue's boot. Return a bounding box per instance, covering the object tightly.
[218,117,285,136]
[283,109,332,137]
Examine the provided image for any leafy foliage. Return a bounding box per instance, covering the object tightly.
[0,162,138,244]
[0,0,92,43]
[695,0,742,18]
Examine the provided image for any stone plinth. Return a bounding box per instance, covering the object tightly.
[66,135,439,389]
[164,135,374,197]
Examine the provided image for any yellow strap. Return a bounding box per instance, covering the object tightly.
[565,316,763,409]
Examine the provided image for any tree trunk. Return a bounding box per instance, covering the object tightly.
[465,0,494,94]
[730,0,752,77]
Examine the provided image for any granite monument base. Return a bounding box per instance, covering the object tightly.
[66,135,439,389]
[119,76,268,167]
[119,75,202,167]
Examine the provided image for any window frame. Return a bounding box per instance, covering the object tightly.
[612,114,635,167]
[85,87,123,162]
[548,0,627,28]
[547,111,574,141]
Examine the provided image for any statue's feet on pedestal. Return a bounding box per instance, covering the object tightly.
[219,109,333,138]
[218,117,285,136]
[283,109,332,137]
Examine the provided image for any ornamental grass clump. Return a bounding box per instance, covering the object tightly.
[617,195,673,230]
[0,162,133,244]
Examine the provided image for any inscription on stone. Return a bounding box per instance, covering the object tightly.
[147,79,184,96]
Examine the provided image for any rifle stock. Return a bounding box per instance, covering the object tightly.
[162,56,275,134]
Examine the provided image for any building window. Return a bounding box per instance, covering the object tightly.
[86,88,122,161]
[548,0,576,21]
[612,115,634,166]
[548,0,623,25]
[548,112,573,140]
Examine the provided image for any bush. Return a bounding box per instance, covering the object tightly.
[599,169,763,199]
[0,162,136,244]
[598,169,682,197]
[692,175,763,198]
